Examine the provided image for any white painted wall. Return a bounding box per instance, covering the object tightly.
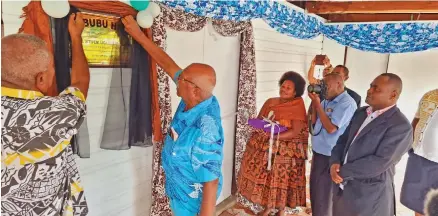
[322,37,345,69]
[387,49,438,121]
[165,23,240,203]
[252,19,323,112]
[345,48,389,105]
[33,67,154,216]
[76,68,153,216]
[1,1,27,36]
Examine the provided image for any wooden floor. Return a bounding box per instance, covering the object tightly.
[218,162,312,216]
[218,157,415,216]
[219,203,311,216]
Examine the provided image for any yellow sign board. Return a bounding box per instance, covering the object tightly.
[81,13,130,67]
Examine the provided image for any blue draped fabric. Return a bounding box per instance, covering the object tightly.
[158,0,438,53]
[262,2,321,39]
[322,23,438,53]
[160,0,321,39]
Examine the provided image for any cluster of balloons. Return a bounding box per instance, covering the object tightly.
[132,1,161,28]
[41,0,161,28]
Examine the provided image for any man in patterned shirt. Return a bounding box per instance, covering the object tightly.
[122,16,224,216]
[1,13,90,215]
[401,89,438,216]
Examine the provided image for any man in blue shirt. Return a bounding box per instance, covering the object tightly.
[122,16,224,216]
[308,73,357,216]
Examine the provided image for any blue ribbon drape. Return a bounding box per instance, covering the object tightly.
[158,0,438,53]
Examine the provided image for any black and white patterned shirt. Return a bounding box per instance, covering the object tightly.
[1,86,88,216]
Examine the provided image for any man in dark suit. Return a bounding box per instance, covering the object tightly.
[330,73,412,216]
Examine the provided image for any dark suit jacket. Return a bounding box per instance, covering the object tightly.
[330,106,412,216]
[345,87,361,108]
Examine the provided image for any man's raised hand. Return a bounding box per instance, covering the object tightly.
[68,12,85,38]
[122,15,145,42]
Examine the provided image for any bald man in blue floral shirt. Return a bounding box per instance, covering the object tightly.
[162,85,224,215]
[122,16,224,216]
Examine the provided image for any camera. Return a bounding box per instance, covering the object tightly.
[315,54,327,65]
[307,80,327,100]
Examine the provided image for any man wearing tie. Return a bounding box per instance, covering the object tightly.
[330,73,412,216]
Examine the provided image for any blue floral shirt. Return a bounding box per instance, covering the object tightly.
[162,96,224,216]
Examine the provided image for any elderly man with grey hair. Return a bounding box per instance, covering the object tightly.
[1,13,90,215]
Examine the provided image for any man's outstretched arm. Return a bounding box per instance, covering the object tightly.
[121,16,181,79]
[69,13,90,98]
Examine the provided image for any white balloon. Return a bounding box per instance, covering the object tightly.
[41,0,70,18]
[145,2,161,18]
[136,10,154,28]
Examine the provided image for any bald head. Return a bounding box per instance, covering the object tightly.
[324,73,344,87]
[323,73,345,100]
[183,63,216,96]
[1,34,51,88]
[379,73,403,94]
[332,65,349,81]
[366,73,403,110]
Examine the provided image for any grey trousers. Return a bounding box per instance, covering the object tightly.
[310,151,333,216]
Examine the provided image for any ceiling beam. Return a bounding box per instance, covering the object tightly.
[306,1,438,14]
[327,13,438,23]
